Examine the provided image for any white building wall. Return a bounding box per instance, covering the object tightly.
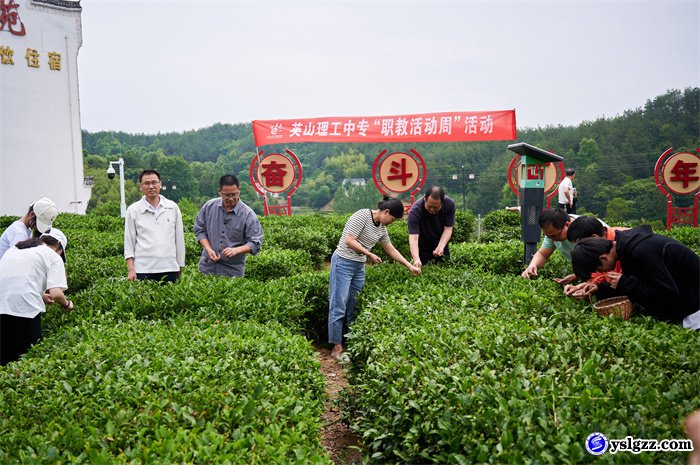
[0,0,90,215]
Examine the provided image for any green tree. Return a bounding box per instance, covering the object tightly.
[577,137,600,166]
[605,197,631,223]
[159,156,198,202]
[618,177,666,223]
[332,183,382,214]
[296,171,335,209]
[216,151,254,180]
[191,161,219,200]
[321,149,370,183]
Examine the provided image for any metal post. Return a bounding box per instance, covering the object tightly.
[117,157,126,217]
[461,165,466,210]
[477,213,481,241]
[108,157,126,217]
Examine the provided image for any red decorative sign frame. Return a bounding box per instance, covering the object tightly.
[654,147,700,229]
[507,155,565,208]
[372,148,426,211]
[249,148,303,216]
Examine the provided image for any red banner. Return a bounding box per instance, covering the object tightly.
[252,110,516,146]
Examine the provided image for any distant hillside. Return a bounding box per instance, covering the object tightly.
[82,87,699,222]
[82,123,255,163]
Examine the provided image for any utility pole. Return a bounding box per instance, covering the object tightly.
[461,165,466,210]
[107,157,126,217]
[461,166,475,211]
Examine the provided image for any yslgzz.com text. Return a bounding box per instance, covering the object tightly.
[608,436,693,454]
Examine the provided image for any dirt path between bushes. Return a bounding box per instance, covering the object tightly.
[316,347,363,465]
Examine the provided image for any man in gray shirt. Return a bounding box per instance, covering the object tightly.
[194,175,263,277]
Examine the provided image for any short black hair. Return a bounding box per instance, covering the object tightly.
[567,216,605,242]
[219,174,240,189]
[424,186,445,202]
[538,208,570,229]
[565,168,576,176]
[378,196,404,219]
[571,237,613,280]
[139,169,161,183]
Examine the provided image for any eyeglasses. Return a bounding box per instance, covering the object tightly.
[221,193,240,199]
[545,229,564,240]
[141,181,161,187]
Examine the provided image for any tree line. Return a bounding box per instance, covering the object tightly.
[83,87,699,225]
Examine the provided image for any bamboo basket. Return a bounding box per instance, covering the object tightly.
[593,296,633,320]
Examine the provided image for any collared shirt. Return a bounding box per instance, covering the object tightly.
[542,236,576,261]
[145,198,164,214]
[194,198,263,277]
[0,244,67,318]
[0,220,31,260]
[124,195,185,273]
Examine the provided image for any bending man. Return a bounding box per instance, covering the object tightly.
[571,225,700,329]
[408,186,456,268]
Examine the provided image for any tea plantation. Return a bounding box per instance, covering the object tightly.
[0,211,697,464]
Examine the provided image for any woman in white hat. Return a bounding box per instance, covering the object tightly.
[0,233,73,366]
[0,197,57,260]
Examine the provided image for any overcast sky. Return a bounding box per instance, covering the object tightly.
[77,0,699,134]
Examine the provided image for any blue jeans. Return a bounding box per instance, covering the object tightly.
[328,252,366,345]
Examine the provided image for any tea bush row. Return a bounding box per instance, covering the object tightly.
[479,209,522,243]
[450,240,570,278]
[0,318,330,464]
[45,268,321,336]
[346,265,700,464]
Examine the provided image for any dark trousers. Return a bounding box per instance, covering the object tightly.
[419,246,450,266]
[1,313,42,366]
[137,271,179,284]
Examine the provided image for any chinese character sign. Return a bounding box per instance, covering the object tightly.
[379,153,419,193]
[662,152,700,194]
[0,0,26,36]
[655,148,700,228]
[249,149,303,216]
[256,154,295,194]
[0,45,62,70]
[252,110,516,146]
[0,1,64,73]
[372,149,427,207]
[508,156,564,196]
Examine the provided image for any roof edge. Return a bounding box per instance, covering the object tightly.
[32,0,82,12]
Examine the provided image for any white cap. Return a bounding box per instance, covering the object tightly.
[42,227,67,253]
[31,198,57,233]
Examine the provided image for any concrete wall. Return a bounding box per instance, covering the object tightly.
[0,0,90,215]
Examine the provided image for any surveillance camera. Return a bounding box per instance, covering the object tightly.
[107,165,116,180]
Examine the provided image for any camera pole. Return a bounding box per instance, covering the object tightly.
[107,157,126,217]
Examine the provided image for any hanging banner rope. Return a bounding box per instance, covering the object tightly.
[252,110,516,146]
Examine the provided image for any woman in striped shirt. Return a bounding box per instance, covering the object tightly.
[328,196,421,361]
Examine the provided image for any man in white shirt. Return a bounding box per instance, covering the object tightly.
[0,197,57,260]
[557,169,576,213]
[124,170,185,283]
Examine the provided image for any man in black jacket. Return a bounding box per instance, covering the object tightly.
[571,225,700,328]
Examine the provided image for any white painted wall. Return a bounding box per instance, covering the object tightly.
[0,0,90,216]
